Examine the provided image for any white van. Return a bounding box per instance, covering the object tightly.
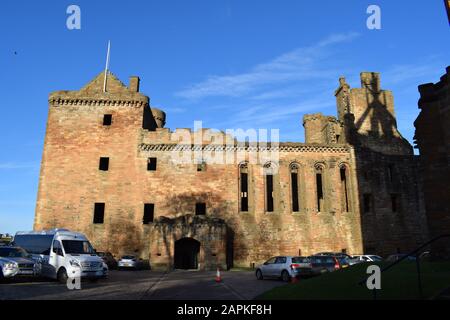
[13,229,105,283]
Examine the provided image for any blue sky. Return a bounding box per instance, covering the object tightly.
[0,1,448,234]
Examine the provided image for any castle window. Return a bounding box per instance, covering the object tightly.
[290,163,300,212]
[195,203,206,216]
[340,165,350,212]
[315,165,324,212]
[147,157,157,171]
[99,157,109,171]
[363,194,372,213]
[93,203,105,224]
[239,163,249,212]
[336,135,341,143]
[197,160,206,172]
[264,163,275,212]
[391,194,400,212]
[103,114,112,126]
[387,165,394,183]
[143,203,154,224]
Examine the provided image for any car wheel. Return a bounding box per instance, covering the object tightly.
[57,268,68,284]
[281,270,290,282]
[256,269,264,280]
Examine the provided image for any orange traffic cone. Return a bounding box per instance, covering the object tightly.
[215,267,222,283]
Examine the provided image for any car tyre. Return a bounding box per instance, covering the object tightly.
[57,268,68,284]
[256,269,264,280]
[281,270,290,282]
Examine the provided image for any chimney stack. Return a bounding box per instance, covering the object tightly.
[129,76,140,92]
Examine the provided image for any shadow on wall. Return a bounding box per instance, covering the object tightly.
[344,88,427,255]
[106,218,145,258]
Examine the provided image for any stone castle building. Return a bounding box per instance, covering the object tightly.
[414,66,450,256]
[34,71,429,270]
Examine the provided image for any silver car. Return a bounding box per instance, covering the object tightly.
[118,255,140,270]
[256,256,302,282]
[0,246,41,278]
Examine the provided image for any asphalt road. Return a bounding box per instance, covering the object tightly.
[0,270,285,300]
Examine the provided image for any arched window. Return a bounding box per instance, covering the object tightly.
[339,164,350,212]
[264,162,275,212]
[290,163,300,212]
[315,164,325,212]
[239,162,249,212]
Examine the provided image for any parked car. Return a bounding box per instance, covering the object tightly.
[97,252,118,269]
[0,246,41,278]
[13,229,105,283]
[118,255,142,270]
[313,253,350,269]
[349,255,383,265]
[315,252,353,259]
[256,256,305,282]
[0,257,20,280]
[101,262,109,278]
[385,254,416,262]
[290,256,340,277]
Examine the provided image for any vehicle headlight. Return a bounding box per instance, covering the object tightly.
[69,260,81,268]
[4,262,17,270]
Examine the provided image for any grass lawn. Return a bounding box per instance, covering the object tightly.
[258,261,450,300]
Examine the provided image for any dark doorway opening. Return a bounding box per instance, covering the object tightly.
[174,238,200,269]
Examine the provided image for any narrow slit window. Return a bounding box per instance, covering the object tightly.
[195,203,206,215]
[103,114,112,126]
[266,174,274,212]
[99,157,109,171]
[143,204,154,224]
[316,167,324,212]
[363,194,372,213]
[93,203,105,224]
[240,170,249,212]
[147,158,157,171]
[391,194,400,212]
[197,160,206,172]
[290,164,300,212]
[387,165,394,183]
[340,166,350,212]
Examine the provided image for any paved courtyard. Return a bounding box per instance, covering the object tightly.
[0,270,285,300]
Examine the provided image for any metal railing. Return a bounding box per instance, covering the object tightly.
[359,234,450,300]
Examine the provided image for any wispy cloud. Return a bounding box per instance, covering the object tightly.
[0,162,39,170]
[176,32,360,100]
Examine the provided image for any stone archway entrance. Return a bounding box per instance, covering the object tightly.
[174,238,200,269]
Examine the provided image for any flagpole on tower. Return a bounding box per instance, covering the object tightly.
[103,40,111,93]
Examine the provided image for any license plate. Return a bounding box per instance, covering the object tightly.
[19,270,34,275]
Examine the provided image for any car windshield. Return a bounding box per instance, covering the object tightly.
[61,240,95,254]
[369,255,382,261]
[122,256,135,260]
[0,247,29,258]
